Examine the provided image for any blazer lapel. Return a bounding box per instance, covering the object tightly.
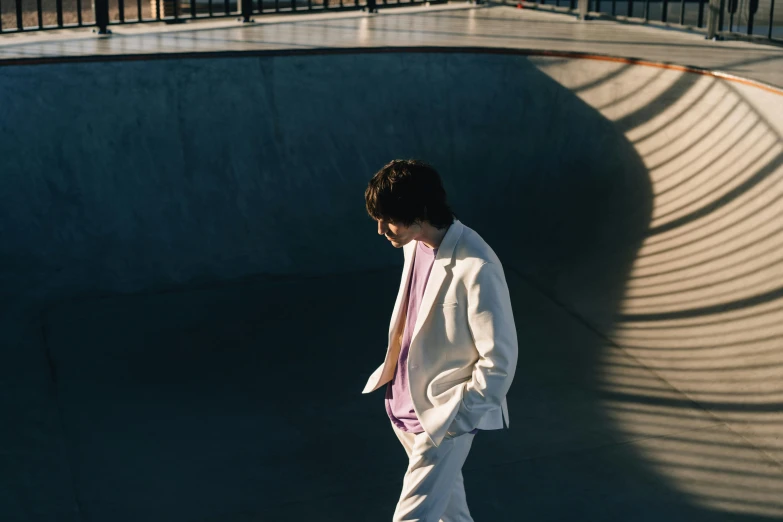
[388,241,417,343]
[363,220,464,394]
[364,240,417,392]
[409,220,464,345]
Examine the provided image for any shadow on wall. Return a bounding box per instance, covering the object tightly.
[497,57,783,520]
[0,51,781,521]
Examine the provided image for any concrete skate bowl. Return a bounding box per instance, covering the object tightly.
[0,49,781,521]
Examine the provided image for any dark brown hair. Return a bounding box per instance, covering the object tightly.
[365,159,457,230]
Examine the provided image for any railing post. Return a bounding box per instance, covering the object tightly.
[93,0,110,33]
[240,0,253,22]
[15,0,24,30]
[727,0,737,31]
[578,0,589,19]
[705,0,722,38]
[747,0,758,34]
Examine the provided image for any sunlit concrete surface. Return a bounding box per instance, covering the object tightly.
[533,58,783,518]
[0,3,782,86]
[1,10,783,522]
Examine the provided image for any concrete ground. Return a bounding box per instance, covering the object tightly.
[1,5,782,522]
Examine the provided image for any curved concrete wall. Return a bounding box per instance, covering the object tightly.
[533,57,783,517]
[0,51,649,336]
[0,50,781,520]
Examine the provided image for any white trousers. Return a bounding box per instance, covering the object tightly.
[392,424,476,522]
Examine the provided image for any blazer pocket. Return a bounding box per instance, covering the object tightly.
[433,376,471,393]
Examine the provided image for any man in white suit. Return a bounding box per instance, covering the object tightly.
[363,159,518,522]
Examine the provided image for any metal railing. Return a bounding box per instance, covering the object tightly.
[0,0,442,35]
[0,0,777,41]
[507,0,781,43]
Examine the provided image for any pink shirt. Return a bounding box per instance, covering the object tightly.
[385,240,437,433]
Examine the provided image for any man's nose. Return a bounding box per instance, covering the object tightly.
[378,221,387,235]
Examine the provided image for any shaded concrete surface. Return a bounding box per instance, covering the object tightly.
[1,50,782,521]
[1,4,782,88]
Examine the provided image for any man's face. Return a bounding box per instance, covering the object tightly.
[376,218,421,248]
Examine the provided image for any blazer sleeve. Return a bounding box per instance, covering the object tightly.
[451,261,518,434]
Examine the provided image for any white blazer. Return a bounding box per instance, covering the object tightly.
[363,219,518,447]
